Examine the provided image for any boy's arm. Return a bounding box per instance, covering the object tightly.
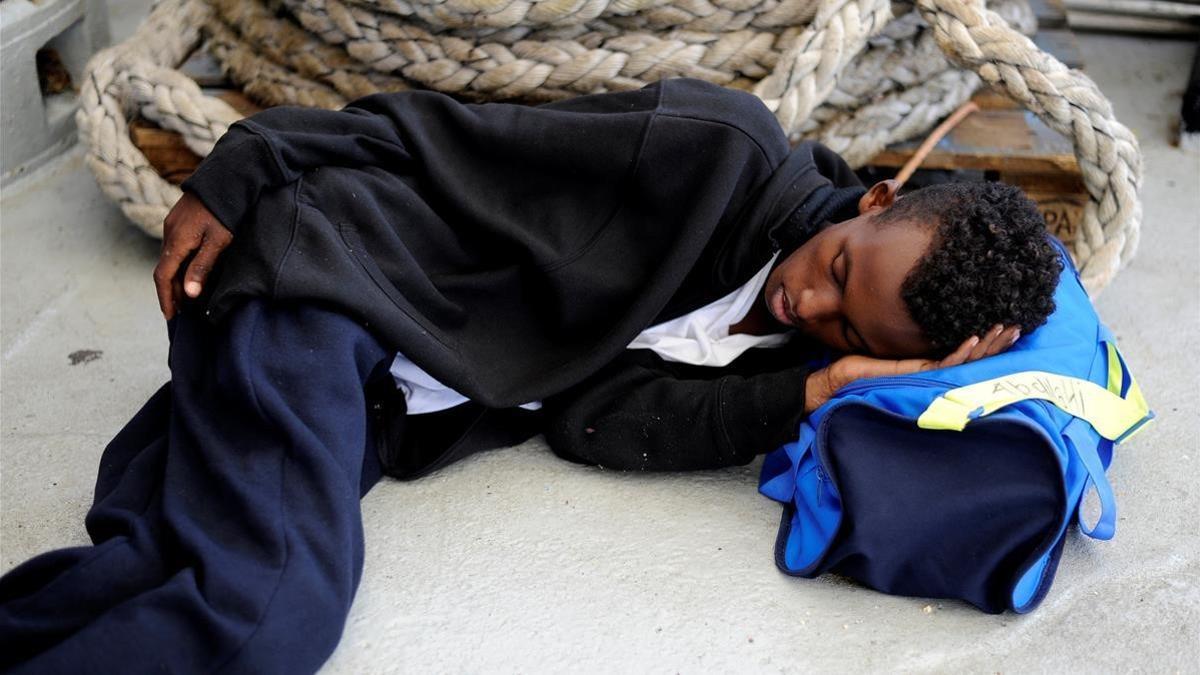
[161,85,668,318]
[542,349,812,472]
[178,83,676,236]
[540,330,1016,472]
[158,104,417,318]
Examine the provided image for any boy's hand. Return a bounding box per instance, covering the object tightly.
[804,324,1021,414]
[155,192,233,320]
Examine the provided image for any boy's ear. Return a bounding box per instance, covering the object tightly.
[858,179,901,214]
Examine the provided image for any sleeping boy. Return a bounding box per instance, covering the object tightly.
[0,77,1060,673]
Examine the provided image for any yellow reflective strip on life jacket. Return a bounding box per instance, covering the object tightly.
[1125,374,1148,413]
[917,370,1151,441]
[1106,342,1123,396]
[1117,367,1152,442]
[1104,341,1153,442]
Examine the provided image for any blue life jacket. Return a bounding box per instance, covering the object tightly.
[757,238,1153,613]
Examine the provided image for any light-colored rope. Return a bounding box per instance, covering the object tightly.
[210,0,411,106]
[814,67,981,165]
[204,14,351,108]
[74,0,1141,294]
[752,0,892,132]
[75,0,238,235]
[915,0,1142,292]
[280,0,892,116]
[340,0,822,31]
[800,0,1030,138]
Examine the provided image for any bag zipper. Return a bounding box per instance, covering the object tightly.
[834,374,955,396]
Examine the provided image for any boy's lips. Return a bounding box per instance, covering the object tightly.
[769,285,796,326]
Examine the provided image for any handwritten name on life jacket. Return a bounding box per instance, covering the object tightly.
[989,373,1086,417]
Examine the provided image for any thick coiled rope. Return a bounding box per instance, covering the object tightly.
[915,0,1142,292]
[76,0,1139,293]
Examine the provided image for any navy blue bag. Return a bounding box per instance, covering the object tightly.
[757,240,1153,613]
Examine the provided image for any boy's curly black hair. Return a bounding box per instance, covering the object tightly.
[877,181,1063,354]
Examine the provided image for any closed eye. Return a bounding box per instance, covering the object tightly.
[830,252,851,347]
[834,249,870,354]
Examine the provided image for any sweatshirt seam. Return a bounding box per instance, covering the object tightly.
[539,98,663,274]
[270,179,305,299]
[657,111,774,167]
[238,119,290,185]
[714,377,740,461]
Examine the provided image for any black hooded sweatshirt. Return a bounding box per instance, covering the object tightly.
[181,78,865,477]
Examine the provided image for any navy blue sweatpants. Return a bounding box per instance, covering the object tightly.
[0,300,391,674]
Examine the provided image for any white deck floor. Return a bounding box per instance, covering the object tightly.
[2,6,1197,671]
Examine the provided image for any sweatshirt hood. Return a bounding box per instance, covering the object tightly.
[705,142,866,296]
[756,142,867,254]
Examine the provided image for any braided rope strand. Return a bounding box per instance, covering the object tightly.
[75,0,231,235]
[72,0,1141,294]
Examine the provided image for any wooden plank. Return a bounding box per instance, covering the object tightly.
[871,163,1087,245]
[869,108,1080,174]
[1000,171,1088,244]
[1031,193,1088,245]
[128,89,261,184]
[866,16,1087,177]
[130,120,200,184]
[971,89,1023,110]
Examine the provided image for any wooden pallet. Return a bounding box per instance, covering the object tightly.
[128,48,259,184]
[863,0,1088,247]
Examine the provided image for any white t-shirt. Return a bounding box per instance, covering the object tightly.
[390,252,789,414]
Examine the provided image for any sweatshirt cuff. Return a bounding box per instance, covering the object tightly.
[720,364,810,461]
[180,123,282,234]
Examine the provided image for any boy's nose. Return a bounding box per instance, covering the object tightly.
[795,287,840,323]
